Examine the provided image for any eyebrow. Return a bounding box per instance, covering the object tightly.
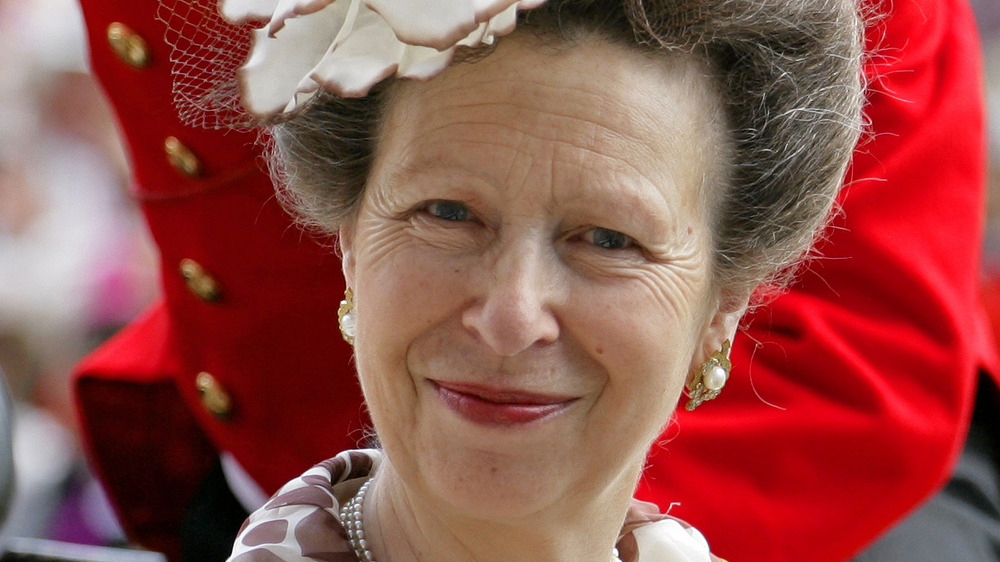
[558,171,678,240]
[380,132,690,243]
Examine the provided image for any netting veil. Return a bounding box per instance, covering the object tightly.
[156,0,255,130]
[154,0,548,130]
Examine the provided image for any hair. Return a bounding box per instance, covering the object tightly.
[269,0,865,300]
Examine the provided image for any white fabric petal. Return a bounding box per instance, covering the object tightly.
[218,0,279,24]
[268,0,340,35]
[308,6,405,97]
[457,21,489,47]
[365,0,480,50]
[632,519,713,562]
[397,45,455,80]
[226,0,548,117]
[238,3,346,115]
[483,3,517,41]
[470,0,515,18]
[329,0,363,50]
[287,76,322,113]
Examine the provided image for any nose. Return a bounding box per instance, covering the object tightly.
[462,239,561,356]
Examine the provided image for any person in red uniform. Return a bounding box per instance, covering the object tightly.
[72,0,997,560]
[637,0,1000,559]
[73,3,365,558]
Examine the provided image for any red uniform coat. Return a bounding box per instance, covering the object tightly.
[74,2,364,557]
[74,0,997,560]
[634,1,999,560]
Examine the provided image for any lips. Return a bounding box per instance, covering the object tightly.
[432,381,576,426]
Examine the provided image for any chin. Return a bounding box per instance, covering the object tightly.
[411,441,629,525]
[430,453,570,520]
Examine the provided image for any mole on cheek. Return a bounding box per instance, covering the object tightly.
[595,345,604,355]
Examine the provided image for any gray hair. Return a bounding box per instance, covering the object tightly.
[269,0,866,299]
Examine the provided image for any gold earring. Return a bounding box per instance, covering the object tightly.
[338,288,356,345]
[685,340,731,411]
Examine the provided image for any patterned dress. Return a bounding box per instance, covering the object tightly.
[228,450,715,562]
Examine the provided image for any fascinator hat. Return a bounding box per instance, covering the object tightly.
[156,0,547,128]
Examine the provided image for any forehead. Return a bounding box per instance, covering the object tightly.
[374,35,728,213]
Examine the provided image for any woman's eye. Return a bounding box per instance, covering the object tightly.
[584,227,634,250]
[426,200,471,222]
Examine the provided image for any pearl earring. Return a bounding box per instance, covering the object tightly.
[685,340,731,411]
[338,288,356,345]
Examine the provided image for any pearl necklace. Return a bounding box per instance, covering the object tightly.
[339,478,624,562]
[340,478,375,562]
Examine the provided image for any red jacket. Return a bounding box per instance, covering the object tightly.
[74,0,996,560]
[75,2,364,557]
[635,1,999,560]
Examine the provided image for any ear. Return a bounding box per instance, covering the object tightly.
[338,222,357,290]
[687,291,748,385]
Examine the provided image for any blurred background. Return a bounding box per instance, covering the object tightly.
[0,0,999,549]
[0,0,157,545]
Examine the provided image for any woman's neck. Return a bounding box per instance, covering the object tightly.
[363,462,634,562]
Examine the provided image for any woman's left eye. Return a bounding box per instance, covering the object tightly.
[583,227,635,250]
[425,200,471,222]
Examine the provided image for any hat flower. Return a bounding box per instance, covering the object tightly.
[219,0,546,117]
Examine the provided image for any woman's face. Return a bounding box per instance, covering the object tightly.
[341,36,737,522]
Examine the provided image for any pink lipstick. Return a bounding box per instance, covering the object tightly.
[432,381,575,426]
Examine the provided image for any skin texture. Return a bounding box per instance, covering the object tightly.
[339,35,745,561]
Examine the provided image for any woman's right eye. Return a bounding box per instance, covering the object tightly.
[425,200,471,222]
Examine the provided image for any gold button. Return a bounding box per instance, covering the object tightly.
[106,22,150,69]
[164,136,203,178]
[196,372,233,419]
[179,259,222,302]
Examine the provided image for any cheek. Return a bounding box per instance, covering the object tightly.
[356,247,470,342]
[351,236,472,401]
[574,275,706,432]
[602,311,692,401]
[353,214,465,326]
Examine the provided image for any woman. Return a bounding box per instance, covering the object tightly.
[222,0,864,559]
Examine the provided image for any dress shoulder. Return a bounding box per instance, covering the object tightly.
[617,499,722,562]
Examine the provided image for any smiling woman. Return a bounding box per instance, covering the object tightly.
[342,40,726,548]
[224,0,865,560]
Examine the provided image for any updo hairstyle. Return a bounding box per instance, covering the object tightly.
[269,0,866,299]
